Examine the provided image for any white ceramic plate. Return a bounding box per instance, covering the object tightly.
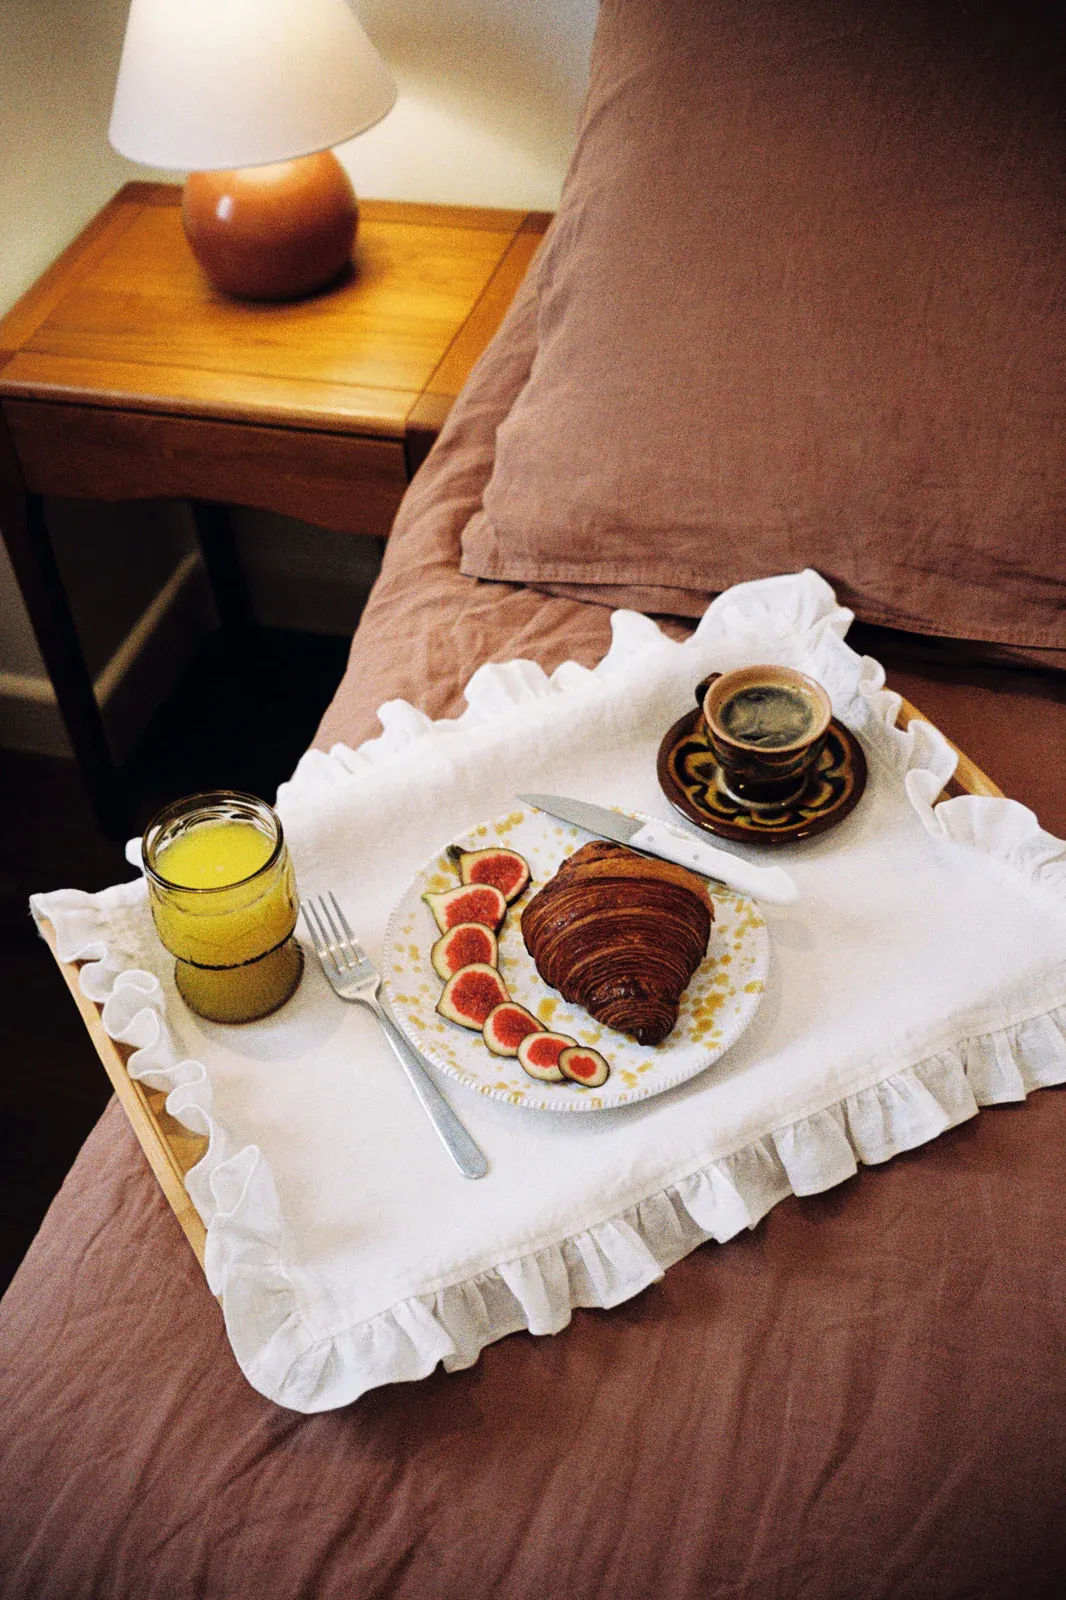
[382,804,769,1113]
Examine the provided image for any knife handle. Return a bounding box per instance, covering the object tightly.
[628,820,798,905]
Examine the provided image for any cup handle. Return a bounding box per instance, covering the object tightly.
[694,673,720,709]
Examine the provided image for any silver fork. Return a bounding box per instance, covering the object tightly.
[302,893,488,1179]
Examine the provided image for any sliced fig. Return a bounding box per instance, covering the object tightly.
[457,847,531,904]
[558,1044,610,1088]
[436,963,509,1029]
[516,1029,577,1082]
[482,1002,542,1058]
[430,922,499,981]
[423,882,507,935]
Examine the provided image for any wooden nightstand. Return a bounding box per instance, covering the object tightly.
[0,183,548,834]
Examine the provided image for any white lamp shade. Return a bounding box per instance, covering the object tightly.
[109,0,397,171]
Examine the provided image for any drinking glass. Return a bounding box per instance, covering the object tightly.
[142,791,303,1023]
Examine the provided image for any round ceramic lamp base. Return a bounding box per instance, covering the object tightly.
[182,150,358,301]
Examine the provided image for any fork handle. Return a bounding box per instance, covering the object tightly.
[375,1005,489,1179]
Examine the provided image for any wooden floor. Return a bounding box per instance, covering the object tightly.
[0,626,350,1295]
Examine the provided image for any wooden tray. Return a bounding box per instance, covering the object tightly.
[39,698,1003,1273]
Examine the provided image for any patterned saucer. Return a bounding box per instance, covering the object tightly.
[656,707,868,844]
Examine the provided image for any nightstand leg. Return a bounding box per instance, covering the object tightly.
[0,469,128,839]
[191,501,249,644]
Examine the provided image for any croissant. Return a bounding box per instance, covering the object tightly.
[521,841,713,1046]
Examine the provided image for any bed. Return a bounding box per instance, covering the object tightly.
[2,3,1064,1597]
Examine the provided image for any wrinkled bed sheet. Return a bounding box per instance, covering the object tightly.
[3,281,1066,1600]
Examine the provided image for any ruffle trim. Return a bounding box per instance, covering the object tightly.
[31,569,1066,1412]
[266,1006,1066,1414]
[280,568,1066,903]
[24,886,1066,1411]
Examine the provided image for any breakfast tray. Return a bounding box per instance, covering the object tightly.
[32,567,1066,1415]
[40,695,1002,1273]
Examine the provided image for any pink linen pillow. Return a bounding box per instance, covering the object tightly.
[461,0,1065,656]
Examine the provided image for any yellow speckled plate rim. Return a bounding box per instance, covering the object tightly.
[381,805,770,1114]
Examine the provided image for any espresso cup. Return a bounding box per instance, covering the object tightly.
[700,665,832,809]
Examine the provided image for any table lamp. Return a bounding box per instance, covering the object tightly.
[109,0,397,301]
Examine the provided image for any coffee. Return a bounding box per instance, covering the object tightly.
[718,683,820,749]
[701,664,833,808]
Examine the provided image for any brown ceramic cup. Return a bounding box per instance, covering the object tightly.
[699,665,832,809]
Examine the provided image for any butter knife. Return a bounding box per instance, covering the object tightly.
[517,793,798,905]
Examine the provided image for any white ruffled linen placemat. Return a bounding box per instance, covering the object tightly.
[32,572,1066,1413]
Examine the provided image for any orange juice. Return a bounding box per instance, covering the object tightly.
[143,793,303,1023]
[155,820,274,890]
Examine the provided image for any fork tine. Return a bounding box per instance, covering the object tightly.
[302,899,341,977]
[319,894,355,969]
[301,899,324,957]
[328,893,366,963]
[301,899,326,964]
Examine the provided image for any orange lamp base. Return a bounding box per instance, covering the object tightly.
[181,150,358,302]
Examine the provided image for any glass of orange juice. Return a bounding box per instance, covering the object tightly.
[142,791,303,1023]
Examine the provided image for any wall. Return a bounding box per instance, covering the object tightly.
[341,1,596,208]
[0,0,198,754]
[0,0,597,755]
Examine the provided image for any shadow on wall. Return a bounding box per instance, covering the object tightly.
[352,0,599,200]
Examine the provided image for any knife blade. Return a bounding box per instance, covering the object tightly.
[517,793,798,905]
